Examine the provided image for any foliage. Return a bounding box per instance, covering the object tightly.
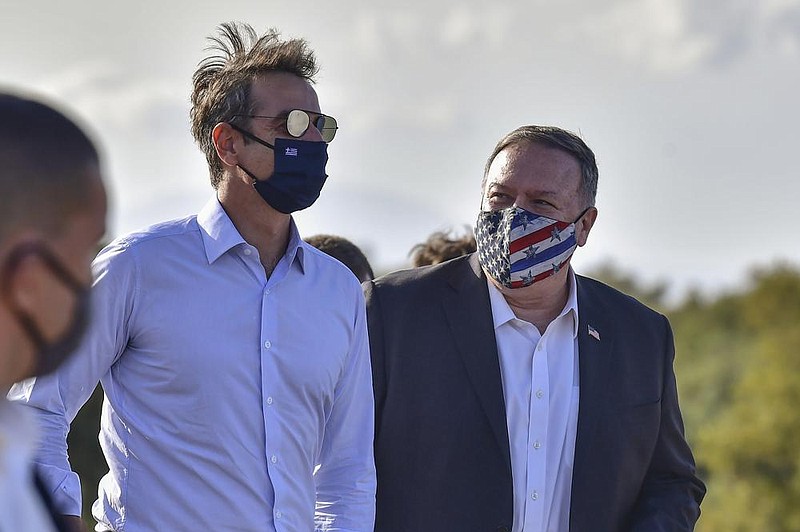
[589,261,800,531]
[684,265,800,532]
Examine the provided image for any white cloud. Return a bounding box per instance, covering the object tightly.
[762,0,800,56]
[439,5,514,49]
[575,0,715,73]
[33,61,187,136]
[571,0,800,73]
[351,11,385,62]
[441,6,478,48]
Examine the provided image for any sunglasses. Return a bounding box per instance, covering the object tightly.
[234,109,338,143]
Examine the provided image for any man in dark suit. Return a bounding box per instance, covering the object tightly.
[365,125,705,531]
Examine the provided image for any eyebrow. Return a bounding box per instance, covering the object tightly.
[487,182,561,198]
[533,190,561,198]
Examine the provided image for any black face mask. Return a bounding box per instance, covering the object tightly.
[1,243,91,377]
[230,124,328,214]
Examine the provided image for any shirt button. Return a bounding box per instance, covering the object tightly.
[271,455,277,463]
[266,396,273,405]
[531,491,538,501]
[533,440,541,449]
[275,510,282,519]
[537,344,543,351]
[243,248,252,256]
[536,389,544,399]
[264,340,271,349]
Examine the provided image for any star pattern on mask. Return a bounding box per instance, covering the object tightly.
[521,269,534,285]
[476,210,511,285]
[524,245,539,259]
[518,212,532,230]
[550,226,562,242]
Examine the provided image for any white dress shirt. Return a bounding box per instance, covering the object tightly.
[487,270,580,532]
[9,197,376,531]
[0,399,58,532]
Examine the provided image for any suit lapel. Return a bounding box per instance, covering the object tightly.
[570,276,615,529]
[441,254,511,470]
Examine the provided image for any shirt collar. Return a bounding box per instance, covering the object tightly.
[197,197,246,264]
[285,220,307,275]
[197,196,306,274]
[486,268,580,338]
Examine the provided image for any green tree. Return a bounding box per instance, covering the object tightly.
[697,326,800,531]
[672,264,800,532]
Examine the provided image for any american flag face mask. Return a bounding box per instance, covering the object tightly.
[475,206,585,289]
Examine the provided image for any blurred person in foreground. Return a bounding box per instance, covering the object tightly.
[305,234,374,283]
[365,125,705,531]
[0,92,107,531]
[409,228,476,267]
[9,22,375,531]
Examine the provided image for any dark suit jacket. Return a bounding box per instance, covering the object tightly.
[365,253,705,532]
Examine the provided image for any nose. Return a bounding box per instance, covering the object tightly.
[302,122,324,142]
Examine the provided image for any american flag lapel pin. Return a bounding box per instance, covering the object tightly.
[588,324,600,341]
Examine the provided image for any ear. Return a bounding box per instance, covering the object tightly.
[575,207,598,247]
[2,251,44,314]
[212,122,241,168]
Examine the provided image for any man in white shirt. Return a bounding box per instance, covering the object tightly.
[365,125,705,531]
[10,23,375,531]
[0,92,108,532]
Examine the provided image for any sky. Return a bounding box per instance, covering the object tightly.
[2,0,799,301]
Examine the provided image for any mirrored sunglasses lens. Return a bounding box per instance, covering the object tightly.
[286,110,310,138]
[319,115,338,142]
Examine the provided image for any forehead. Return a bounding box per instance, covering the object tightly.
[485,142,582,196]
[249,72,321,114]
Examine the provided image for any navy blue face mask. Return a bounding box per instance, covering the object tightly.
[230,124,328,214]
[0,243,91,377]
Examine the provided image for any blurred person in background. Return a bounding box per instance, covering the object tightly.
[305,234,374,283]
[0,92,107,532]
[409,228,476,267]
[10,22,375,532]
[365,125,705,531]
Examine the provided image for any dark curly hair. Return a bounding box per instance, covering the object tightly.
[305,234,374,283]
[410,229,477,267]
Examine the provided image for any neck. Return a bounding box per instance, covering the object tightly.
[217,180,291,277]
[492,266,571,333]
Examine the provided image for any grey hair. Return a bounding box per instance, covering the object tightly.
[482,125,598,207]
